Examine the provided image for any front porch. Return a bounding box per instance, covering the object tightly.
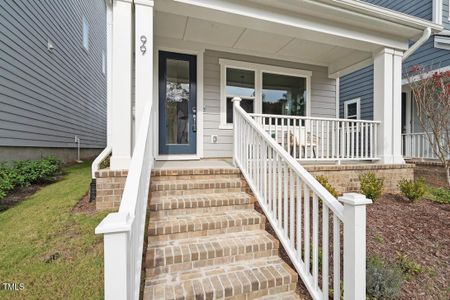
[95,1,440,300]
[106,0,425,169]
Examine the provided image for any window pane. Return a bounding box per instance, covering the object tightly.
[262,73,306,116]
[166,59,190,144]
[347,103,357,118]
[226,97,253,123]
[226,68,255,97]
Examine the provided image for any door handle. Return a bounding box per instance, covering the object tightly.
[192,107,197,132]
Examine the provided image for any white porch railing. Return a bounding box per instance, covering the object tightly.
[95,101,155,300]
[402,132,450,160]
[233,98,372,300]
[250,114,380,162]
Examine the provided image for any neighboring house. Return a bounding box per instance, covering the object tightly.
[93,1,443,300]
[0,0,107,162]
[340,0,450,159]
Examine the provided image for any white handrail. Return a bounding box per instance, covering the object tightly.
[91,146,112,178]
[95,100,155,300]
[233,98,371,300]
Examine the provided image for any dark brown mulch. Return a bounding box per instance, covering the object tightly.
[0,183,45,211]
[72,193,96,214]
[367,194,450,300]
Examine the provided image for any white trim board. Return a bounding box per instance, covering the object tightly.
[219,59,312,129]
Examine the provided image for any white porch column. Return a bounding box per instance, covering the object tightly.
[110,0,133,170]
[373,48,405,164]
[134,0,154,134]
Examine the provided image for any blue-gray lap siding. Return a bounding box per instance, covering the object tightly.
[341,1,450,120]
[0,0,107,149]
[364,0,433,21]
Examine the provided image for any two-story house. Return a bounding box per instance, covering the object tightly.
[339,0,450,160]
[0,0,107,162]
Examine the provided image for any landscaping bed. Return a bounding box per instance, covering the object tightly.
[367,194,450,299]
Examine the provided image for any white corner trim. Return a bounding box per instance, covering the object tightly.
[343,98,361,119]
[433,0,443,25]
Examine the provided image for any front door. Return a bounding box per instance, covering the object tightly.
[159,51,197,155]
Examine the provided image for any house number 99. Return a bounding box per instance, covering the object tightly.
[140,35,147,55]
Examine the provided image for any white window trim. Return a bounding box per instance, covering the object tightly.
[82,16,89,51]
[219,59,312,129]
[344,98,361,120]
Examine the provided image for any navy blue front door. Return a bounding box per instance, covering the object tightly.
[159,51,197,155]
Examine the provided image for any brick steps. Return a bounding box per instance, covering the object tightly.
[144,166,300,299]
[259,291,302,300]
[149,192,255,217]
[143,256,298,300]
[148,210,265,242]
[146,230,279,276]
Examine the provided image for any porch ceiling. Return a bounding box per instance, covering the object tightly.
[155,10,371,69]
[154,0,436,77]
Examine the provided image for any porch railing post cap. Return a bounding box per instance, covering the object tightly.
[231,97,242,102]
[338,193,372,206]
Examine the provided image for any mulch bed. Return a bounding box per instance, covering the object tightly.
[367,194,450,299]
[72,193,96,214]
[0,183,46,211]
[256,194,450,299]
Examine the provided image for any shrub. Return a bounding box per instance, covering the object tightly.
[428,187,450,204]
[366,255,404,299]
[316,175,339,197]
[398,178,426,202]
[359,172,384,202]
[0,156,62,200]
[396,252,422,279]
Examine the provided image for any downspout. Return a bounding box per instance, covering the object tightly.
[403,27,432,61]
[90,0,113,201]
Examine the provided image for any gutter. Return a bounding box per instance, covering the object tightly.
[403,28,432,61]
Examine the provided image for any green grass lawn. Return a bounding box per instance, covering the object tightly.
[0,162,107,299]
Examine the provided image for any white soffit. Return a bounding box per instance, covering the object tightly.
[278,39,333,62]
[233,29,293,53]
[155,11,187,39]
[184,17,245,47]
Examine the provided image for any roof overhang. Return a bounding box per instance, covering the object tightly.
[154,0,443,77]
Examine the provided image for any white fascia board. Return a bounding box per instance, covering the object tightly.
[163,0,409,51]
[328,0,443,32]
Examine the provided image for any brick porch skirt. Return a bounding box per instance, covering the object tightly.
[406,159,448,188]
[95,164,415,211]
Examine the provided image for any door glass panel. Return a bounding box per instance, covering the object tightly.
[262,73,306,116]
[166,59,189,144]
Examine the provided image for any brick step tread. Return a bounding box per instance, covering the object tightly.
[152,167,240,177]
[149,192,254,211]
[144,256,298,300]
[148,210,264,237]
[151,178,246,192]
[146,230,279,269]
[259,291,302,300]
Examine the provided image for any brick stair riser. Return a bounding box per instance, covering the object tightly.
[144,260,298,300]
[151,187,250,197]
[152,173,242,181]
[148,194,255,211]
[151,180,248,192]
[146,236,279,275]
[146,248,279,277]
[149,203,255,218]
[148,223,265,243]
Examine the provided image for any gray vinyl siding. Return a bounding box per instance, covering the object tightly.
[203,50,336,158]
[403,38,450,72]
[0,0,106,149]
[339,66,374,120]
[364,0,433,21]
